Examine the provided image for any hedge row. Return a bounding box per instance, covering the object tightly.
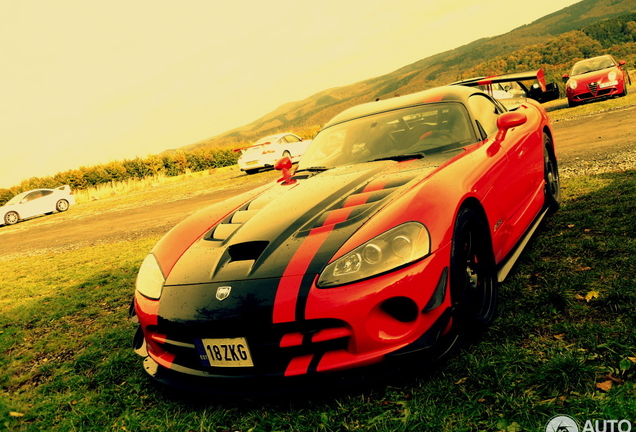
[0,147,239,206]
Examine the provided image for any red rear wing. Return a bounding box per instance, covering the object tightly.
[451,69,547,92]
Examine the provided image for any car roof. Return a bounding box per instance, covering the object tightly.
[323,86,477,128]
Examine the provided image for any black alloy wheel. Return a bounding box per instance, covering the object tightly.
[543,134,561,213]
[449,207,498,330]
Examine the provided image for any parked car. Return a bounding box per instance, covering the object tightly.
[131,85,560,393]
[236,133,313,174]
[1,185,76,226]
[452,69,560,110]
[562,55,630,107]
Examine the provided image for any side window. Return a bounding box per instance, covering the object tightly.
[22,191,43,203]
[468,94,504,138]
[284,135,301,143]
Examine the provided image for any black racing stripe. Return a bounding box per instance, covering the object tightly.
[295,272,318,322]
[307,351,323,374]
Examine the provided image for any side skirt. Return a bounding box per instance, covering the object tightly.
[496,207,549,283]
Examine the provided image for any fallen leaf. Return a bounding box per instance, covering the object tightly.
[9,412,24,417]
[568,224,575,228]
[554,334,565,341]
[596,380,613,392]
[455,377,467,385]
[628,357,636,363]
[585,291,599,302]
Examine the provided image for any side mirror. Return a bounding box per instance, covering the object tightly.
[619,60,626,66]
[274,156,296,185]
[495,111,527,142]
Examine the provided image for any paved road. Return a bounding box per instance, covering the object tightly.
[1,105,635,259]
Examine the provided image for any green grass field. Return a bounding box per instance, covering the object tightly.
[2,96,636,431]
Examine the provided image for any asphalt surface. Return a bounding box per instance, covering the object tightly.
[1,105,635,259]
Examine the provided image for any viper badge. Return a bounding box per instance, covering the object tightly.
[216,286,232,301]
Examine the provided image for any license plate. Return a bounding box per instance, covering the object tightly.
[196,337,254,367]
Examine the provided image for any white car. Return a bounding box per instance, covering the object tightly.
[237,133,313,174]
[1,185,76,226]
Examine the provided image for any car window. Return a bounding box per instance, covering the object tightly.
[298,102,477,170]
[285,135,301,143]
[22,191,44,203]
[468,94,504,138]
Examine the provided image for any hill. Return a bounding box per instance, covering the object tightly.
[180,0,636,151]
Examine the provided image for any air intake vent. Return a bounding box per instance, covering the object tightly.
[227,241,269,262]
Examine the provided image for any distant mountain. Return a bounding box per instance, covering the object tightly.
[179,0,636,152]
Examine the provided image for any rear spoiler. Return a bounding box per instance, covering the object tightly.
[451,69,547,91]
[451,69,559,103]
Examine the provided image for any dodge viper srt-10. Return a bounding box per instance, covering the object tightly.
[131,85,560,393]
[562,54,630,107]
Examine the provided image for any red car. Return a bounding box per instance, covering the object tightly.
[563,54,630,107]
[131,85,560,393]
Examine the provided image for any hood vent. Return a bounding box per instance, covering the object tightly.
[228,241,269,262]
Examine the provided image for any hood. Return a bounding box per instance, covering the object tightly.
[164,154,456,287]
[572,67,618,83]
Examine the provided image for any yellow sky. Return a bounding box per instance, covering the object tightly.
[0,0,581,188]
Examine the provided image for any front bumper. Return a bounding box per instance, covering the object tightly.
[132,243,455,392]
[567,80,624,104]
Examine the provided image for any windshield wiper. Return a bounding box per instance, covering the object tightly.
[293,166,331,173]
[369,153,426,162]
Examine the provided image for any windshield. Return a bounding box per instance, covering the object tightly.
[5,192,28,206]
[298,102,477,170]
[571,56,615,76]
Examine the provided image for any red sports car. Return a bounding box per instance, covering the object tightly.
[562,54,630,107]
[131,85,560,393]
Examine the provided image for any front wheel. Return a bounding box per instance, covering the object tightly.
[449,207,498,330]
[543,135,561,213]
[4,211,19,225]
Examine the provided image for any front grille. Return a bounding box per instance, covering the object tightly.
[587,82,598,95]
[145,319,350,377]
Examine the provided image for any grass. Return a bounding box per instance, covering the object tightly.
[1,167,635,431]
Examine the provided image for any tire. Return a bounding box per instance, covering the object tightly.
[4,211,19,225]
[56,199,69,212]
[568,99,579,108]
[282,150,291,158]
[543,134,561,213]
[449,207,498,330]
[244,169,259,175]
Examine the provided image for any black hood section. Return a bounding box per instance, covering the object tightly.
[164,157,452,286]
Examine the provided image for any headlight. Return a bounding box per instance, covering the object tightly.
[608,71,617,81]
[568,79,578,90]
[136,254,165,299]
[318,222,431,288]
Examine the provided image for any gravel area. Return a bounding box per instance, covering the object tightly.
[560,145,636,179]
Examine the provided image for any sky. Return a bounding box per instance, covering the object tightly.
[0,0,582,189]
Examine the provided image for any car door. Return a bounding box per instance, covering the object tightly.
[19,190,54,218]
[468,94,540,255]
